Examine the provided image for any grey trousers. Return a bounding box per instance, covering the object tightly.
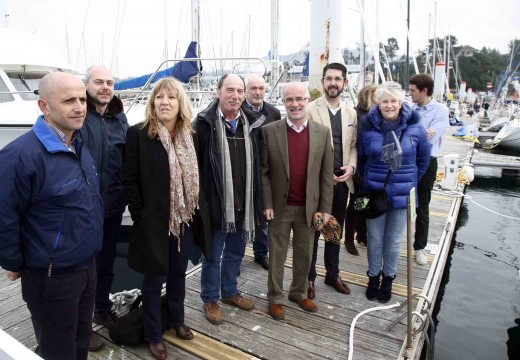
[267,205,314,303]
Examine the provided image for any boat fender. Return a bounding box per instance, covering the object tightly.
[462,165,475,183]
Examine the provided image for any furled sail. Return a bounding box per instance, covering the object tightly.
[114,41,200,90]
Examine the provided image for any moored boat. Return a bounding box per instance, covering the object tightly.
[0,28,78,150]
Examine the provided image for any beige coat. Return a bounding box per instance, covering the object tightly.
[260,119,334,227]
[307,96,357,193]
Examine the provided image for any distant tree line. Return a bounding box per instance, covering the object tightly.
[342,36,520,93]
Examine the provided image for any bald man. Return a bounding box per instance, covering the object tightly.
[80,65,128,332]
[0,72,104,360]
[240,75,281,270]
[261,82,334,320]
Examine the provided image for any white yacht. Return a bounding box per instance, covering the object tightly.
[0,28,77,149]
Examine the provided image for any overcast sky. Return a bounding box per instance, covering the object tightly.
[1,0,518,78]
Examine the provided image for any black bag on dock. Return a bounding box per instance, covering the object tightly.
[108,295,145,345]
[108,295,171,345]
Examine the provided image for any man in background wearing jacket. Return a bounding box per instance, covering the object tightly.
[0,72,104,360]
[81,65,128,350]
[240,74,281,270]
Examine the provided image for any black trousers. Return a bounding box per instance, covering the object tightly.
[345,173,367,242]
[95,214,123,314]
[21,259,96,360]
[142,225,192,343]
[414,157,437,250]
[308,182,348,282]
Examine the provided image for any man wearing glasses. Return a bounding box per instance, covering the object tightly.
[261,82,334,320]
[306,63,357,299]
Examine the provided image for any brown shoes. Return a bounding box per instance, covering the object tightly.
[268,303,285,320]
[325,277,351,294]
[173,325,194,340]
[148,341,167,360]
[203,302,223,325]
[222,293,254,311]
[307,281,316,299]
[288,296,318,312]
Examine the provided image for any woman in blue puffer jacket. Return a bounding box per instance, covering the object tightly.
[357,81,431,303]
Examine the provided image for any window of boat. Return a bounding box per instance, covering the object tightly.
[0,76,15,103]
[6,72,45,101]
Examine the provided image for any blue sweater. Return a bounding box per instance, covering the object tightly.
[357,102,431,209]
[0,116,103,273]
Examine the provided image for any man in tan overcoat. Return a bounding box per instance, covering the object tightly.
[260,82,334,321]
[306,63,358,299]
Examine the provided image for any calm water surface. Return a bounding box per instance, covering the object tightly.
[433,173,520,360]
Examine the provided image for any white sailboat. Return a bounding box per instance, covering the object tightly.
[491,112,520,150]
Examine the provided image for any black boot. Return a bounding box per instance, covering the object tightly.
[366,271,381,301]
[345,238,359,256]
[378,273,396,303]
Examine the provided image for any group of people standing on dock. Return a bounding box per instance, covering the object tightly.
[0,62,448,360]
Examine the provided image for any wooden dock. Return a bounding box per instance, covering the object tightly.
[0,127,474,360]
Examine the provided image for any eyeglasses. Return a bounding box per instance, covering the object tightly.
[323,76,344,82]
[283,97,308,104]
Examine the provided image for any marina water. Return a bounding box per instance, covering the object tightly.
[432,158,520,360]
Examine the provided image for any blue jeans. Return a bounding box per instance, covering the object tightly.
[201,211,247,303]
[366,208,407,277]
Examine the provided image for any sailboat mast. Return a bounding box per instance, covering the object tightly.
[424,12,431,74]
[270,0,279,98]
[404,0,410,87]
[374,0,380,84]
[359,0,365,89]
[191,0,200,89]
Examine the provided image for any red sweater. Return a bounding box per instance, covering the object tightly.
[287,125,309,206]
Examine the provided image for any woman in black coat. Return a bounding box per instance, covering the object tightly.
[123,77,209,360]
[344,84,377,255]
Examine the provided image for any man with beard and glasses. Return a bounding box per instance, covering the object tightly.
[306,62,357,299]
[80,65,128,351]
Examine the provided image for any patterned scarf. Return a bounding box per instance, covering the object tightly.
[157,121,199,239]
[214,108,255,241]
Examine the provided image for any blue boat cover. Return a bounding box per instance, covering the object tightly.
[115,41,199,90]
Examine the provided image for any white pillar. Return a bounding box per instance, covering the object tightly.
[308,0,344,100]
[433,61,446,102]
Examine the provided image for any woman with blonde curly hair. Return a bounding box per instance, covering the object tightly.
[123,77,208,359]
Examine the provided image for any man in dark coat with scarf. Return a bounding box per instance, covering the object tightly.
[193,74,263,325]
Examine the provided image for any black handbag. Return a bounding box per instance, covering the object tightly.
[352,173,391,219]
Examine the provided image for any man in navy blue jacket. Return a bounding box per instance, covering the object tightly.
[80,65,128,334]
[0,72,104,360]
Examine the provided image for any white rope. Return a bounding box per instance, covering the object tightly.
[465,195,520,220]
[432,189,520,220]
[348,302,401,360]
